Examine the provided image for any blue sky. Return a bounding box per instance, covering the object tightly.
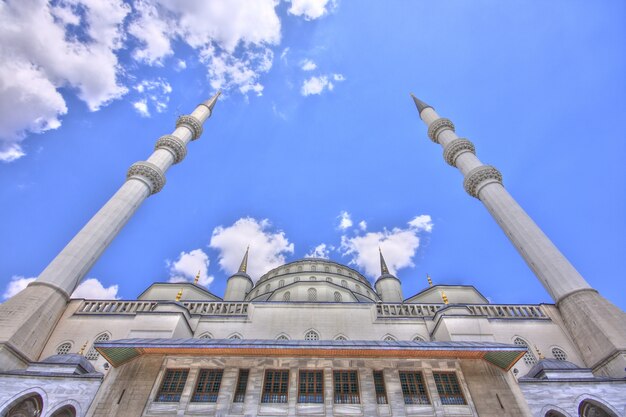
[1,0,624,310]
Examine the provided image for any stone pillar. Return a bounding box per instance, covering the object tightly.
[412,95,626,377]
[0,93,221,370]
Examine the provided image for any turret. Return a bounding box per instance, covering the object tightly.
[374,248,403,302]
[224,247,253,301]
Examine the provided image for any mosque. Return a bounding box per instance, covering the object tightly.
[0,93,624,417]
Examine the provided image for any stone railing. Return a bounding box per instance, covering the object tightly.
[77,300,158,314]
[182,302,249,316]
[467,304,548,319]
[376,304,442,317]
[376,303,548,319]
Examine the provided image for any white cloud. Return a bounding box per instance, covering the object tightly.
[210,217,294,281]
[305,243,330,259]
[300,59,317,71]
[301,73,344,96]
[71,278,119,299]
[340,215,433,279]
[132,78,172,117]
[128,0,173,65]
[288,0,336,20]
[338,211,353,230]
[2,275,36,299]
[358,220,367,231]
[176,59,187,70]
[280,47,290,61]
[0,0,129,160]
[332,73,345,81]
[167,249,213,287]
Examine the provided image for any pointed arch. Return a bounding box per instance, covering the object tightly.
[412,335,426,342]
[0,388,47,417]
[539,405,573,417]
[48,400,80,417]
[228,333,243,340]
[198,332,213,339]
[304,329,319,341]
[307,288,317,302]
[86,332,111,360]
[576,395,620,417]
[276,333,290,341]
[382,335,397,342]
[512,336,537,366]
[334,334,348,341]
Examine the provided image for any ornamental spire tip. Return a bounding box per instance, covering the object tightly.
[238,246,250,273]
[202,90,222,112]
[410,93,432,115]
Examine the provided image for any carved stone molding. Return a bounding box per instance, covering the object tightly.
[154,135,187,164]
[443,138,475,167]
[427,118,455,143]
[126,161,166,194]
[463,165,502,198]
[176,115,203,140]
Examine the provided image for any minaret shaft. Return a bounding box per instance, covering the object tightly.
[0,93,220,369]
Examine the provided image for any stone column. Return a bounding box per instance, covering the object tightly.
[0,93,221,370]
[411,95,626,377]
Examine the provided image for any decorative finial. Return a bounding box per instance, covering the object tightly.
[534,345,545,360]
[78,340,88,355]
[410,93,433,114]
[194,270,201,285]
[427,273,433,287]
[202,90,222,111]
[379,247,390,275]
[238,246,250,273]
[440,290,449,305]
[175,289,183,302]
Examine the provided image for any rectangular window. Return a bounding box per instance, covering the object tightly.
[261,370,289,403]
[156,369,189,402]
[233,369,249,403]
[399,371,430,405]
[433,372,466,405]
[372,370,388,405]
[333,370,360,404]
[191,369,223,402]
[298,370,324,403]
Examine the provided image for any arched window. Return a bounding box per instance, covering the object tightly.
[50,405,77,417]
[285,268,290,273]
[341,280,348,288]
[86,333,110,360]
[413,336,425,342]
[278,279,285,288]
[326,277,333,283]
[334,292,342,302]
[294,276,300,282]
[383,335,397,342]
[545,411,567,417]
[56,342,72,355]
[4,394,43,417]
[579,400,618,417]
[309,276,316,281]
[307,288,317,302]
[324,266,330,272]
[199,333,213,339]
[229,334,242,340]
[335,335,347,341]
[337,268,342,274]
[551,347,567,361]
[265,284,270,293]
[283,292,291,301]
[305,330,319,341]
[355,284,361,293]
[298,266,303,272]
[277,335,289,341]
[513,337,537,366]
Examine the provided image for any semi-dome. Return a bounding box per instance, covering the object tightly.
[245,258,379,303]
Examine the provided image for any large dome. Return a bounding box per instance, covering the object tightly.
[245,258,379,303]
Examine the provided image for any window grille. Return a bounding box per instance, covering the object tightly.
[307,288,317,302]
[552,347,567,361]
[341,280,348,288]
[383,336,396,342]
[261,370,289,403]
[283,292,291,301]
[233,369,249,403]
[156,369,189,402]
[56,342,72,355]
[433,372,466,405]
[335,335,347,341]
[192,369,223,402]
[279,279,285,288]
[305,330,319,341]
[399,371,430,405]
[277,335,289,340]
[298,370,324,403]
[85,333,109,360]
[229,334,241,340]
[413,336,425,342]
[372,371,388,405]
[334,292,342,302]
[513,337,537,365]
[333,371,360,404]
[199,333,212,339]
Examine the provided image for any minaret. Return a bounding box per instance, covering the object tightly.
[375,248,403,302]
[0,92,221,370]
[411,94,626,377]
[224,247,253,301]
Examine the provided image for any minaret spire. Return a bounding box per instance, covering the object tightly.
[239,246,250,273]
[411,94,626,377]
[379,247,390,276]
[410,93,432,114]
[0,92,221,369]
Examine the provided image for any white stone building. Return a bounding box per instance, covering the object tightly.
[0,94,624,417]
